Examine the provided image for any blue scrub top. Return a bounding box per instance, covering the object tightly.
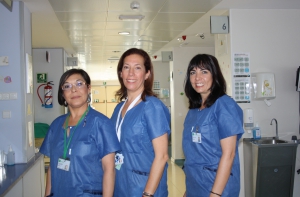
[182,95,244,197]
[111,96,171,197]
[40,108,121,197]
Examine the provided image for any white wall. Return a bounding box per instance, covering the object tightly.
[171,47,215,161]
[229,9,300,197]
[32,48,65,125]
[0,1,35,163]
[214,11,232,96]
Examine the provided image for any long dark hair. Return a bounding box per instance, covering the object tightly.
[116,48,155,101]
[58,69,91,106]
[184,54,226,109]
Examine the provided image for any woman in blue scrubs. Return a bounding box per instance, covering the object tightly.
[40,69,120,197]
[111,48,171,197]
[182,54,244,197]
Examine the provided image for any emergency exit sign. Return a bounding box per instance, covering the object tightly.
[37,73,47,83]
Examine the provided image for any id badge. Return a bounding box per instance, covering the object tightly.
[115,153,124,170]
[192,132,201,143]
[57,158,70,171]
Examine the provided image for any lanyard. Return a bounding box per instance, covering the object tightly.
[116,94,141,141]
[63,106,89,159]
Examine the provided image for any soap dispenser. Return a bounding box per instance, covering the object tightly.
[7,145,15,166]
[252,123,261,139]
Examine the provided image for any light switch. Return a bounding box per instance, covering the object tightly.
[2,93,9,100]
[2,111,11,118]
[9,92,17,99]
[0,56,9,66]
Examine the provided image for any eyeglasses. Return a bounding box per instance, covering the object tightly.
[62,81,86,91]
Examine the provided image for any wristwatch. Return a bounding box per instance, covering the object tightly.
[142,191,154,197]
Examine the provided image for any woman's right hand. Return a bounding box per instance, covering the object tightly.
[183,191,186,197]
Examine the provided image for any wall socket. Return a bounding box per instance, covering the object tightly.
[0,92,17,100]
[2,111,11,118]
[9,93,17,99]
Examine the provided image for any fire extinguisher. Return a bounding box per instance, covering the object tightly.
[37,81,54,108]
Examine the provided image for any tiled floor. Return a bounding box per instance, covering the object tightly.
[167,160,186,197]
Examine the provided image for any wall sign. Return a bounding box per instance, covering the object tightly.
[37,73,47,83]
[210,16,229,34]
[232,53,251,103]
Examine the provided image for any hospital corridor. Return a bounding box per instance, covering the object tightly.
[166,160,186,197]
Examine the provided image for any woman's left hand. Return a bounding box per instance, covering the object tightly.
[143,133,169,194]
[210,135,237,196]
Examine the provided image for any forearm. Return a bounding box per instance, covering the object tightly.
[102,168,115,197]
[144,154,168,195]
[102,153,116,197]
[44,166,51,197]
[210,153,235,197]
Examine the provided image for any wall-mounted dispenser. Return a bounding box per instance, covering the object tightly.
[252,72,276,100]
[159,88,170,99]
[243,108,254,133]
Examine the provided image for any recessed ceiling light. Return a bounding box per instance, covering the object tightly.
[118,32,130,35]
[107,56,120,61]
[138,39,169,43]
[119,15,145,21]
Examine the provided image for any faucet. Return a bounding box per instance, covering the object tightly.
[270,118,278,139]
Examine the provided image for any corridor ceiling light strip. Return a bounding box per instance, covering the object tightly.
[119,15,145,21]
[118,32,130,35]
[138,39,169,43]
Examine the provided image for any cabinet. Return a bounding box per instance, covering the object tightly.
[92,85,120,118]
[243,139,298,197]
[2,154,45,197]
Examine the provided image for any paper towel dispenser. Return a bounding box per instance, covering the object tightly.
[252,72,276,100]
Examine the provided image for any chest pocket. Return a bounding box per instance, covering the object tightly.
[197,124,211,143]
[122,125,144,153]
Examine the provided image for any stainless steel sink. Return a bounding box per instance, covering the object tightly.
[243,137,298,197]
[251,137,292,145]
[254,138,288,144]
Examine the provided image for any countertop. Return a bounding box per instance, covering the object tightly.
[0,153,44,197]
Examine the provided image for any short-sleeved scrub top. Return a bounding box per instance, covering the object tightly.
[182,95,244,197]
[111,96,171,197]
[40,107,121,197]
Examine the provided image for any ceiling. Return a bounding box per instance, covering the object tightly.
[18,0,300,81]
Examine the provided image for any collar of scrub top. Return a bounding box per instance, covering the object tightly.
[116,93,142,141]
[63,105,90,159]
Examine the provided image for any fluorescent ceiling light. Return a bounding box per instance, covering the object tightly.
[119,15,145,21]
[107,56,120,61]
[138,39,169,43]
[118,32,130,35]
